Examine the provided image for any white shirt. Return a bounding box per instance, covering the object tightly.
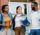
[15,14,26,28]
[28,11,40,29]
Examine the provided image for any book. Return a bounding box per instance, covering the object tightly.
[22,19,30,26]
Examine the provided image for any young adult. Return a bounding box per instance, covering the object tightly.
[13,6,29,35]
[29,2,40,35]
[1,5,12,35]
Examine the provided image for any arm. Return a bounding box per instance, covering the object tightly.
[21,15,27,21]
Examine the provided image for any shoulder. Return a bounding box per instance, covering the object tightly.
[8,12,12,15]
[21,14,25,16]
[1,13,4,16]
[8,12,12,17]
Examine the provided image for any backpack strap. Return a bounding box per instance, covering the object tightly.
[12,15,16,24]
[12,15,16,30]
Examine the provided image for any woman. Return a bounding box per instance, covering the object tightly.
[14,6,29,35]
[1,5,12,35]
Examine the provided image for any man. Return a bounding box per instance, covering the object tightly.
[29,2,40,35]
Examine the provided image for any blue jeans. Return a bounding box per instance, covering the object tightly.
[29,29,40,35]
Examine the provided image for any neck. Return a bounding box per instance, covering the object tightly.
[4,12,8,14]
[35,10,38,11]
[0,11,2,14]
[35,8,38,11]
[17,13,22,14]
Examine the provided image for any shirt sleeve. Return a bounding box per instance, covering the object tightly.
[10,14,12,25]
[27,13,32,23]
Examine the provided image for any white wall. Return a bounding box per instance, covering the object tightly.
[8,2,31,15]
[27,3,32,17]
[8,2,32,19]
[8,2,25,14]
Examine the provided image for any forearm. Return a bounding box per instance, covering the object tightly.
[0,24,5,26]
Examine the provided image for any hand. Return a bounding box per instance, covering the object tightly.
[26,24,30,26]
[0,24,5,26]
[2,24,6,26]
[0,24,2,26]
[10,24,12,26]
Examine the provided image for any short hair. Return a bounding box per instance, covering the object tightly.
[32,2,38,6]
[31,2,38,11]
[31,2,38,7]
[2,5,8,13]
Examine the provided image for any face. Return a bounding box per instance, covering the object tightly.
[0,10,2,14]
[4,6,9,13]
[34,4,38,11]
[17,7,22,14]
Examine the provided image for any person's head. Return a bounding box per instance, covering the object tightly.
[16,6,22,14]
[2,5,9,13]
[32,2,38,11]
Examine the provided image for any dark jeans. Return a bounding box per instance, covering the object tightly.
[29,29,40,35]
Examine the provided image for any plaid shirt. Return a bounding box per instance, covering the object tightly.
[1,12,12,31]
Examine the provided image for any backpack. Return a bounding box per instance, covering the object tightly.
[0,14,2,30]
[12,15,16,31]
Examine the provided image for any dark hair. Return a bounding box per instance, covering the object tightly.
[32,7,35,11]
[16,6,21,13]
[32,2,38,6]
[32,2,38,11]
[2,5,8,13]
